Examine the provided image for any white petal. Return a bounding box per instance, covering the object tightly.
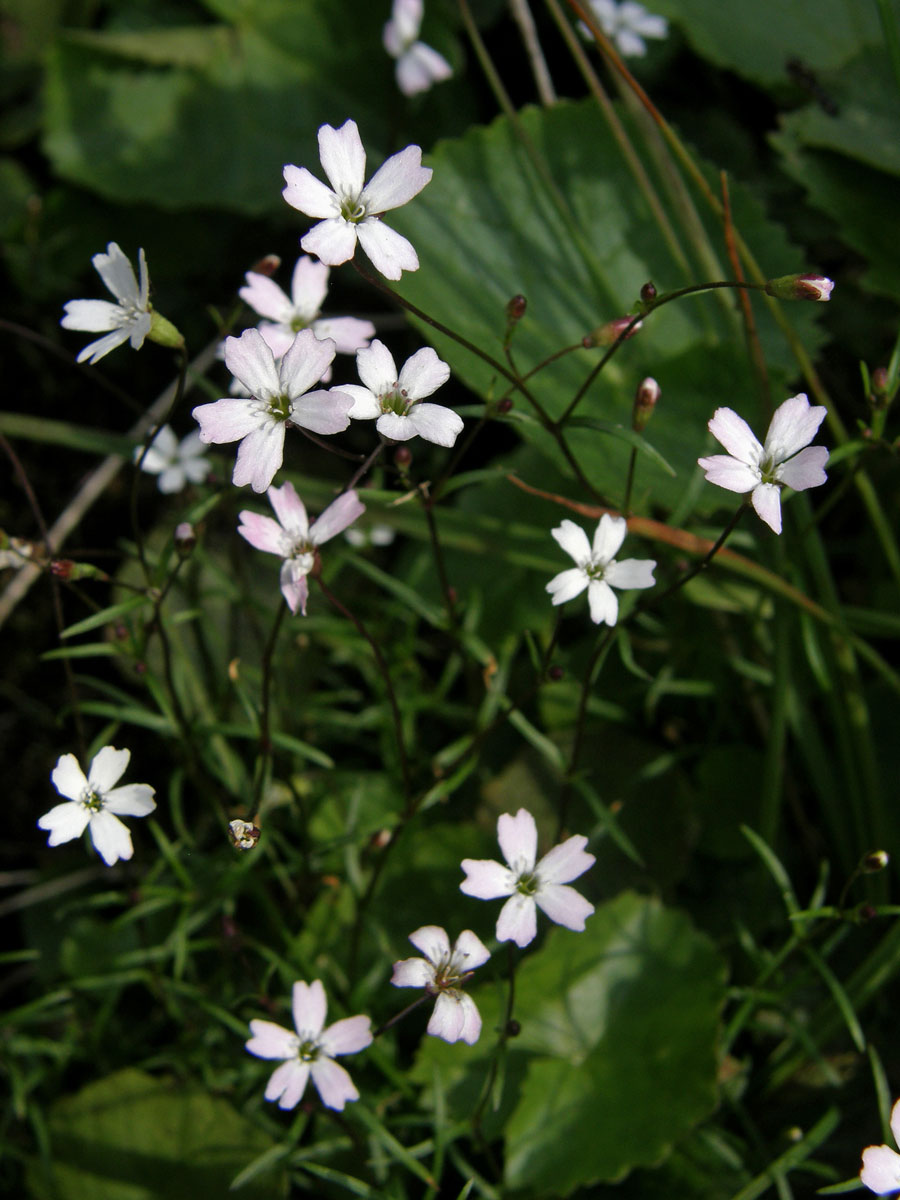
[51,753,88,801]
[459,858,516,899]
[319,1014,372,1057]
[343,385,381,419]
[537,835,595,885]
[356,219,420,280]
[498,808,538,871]
[61,299,127,333]
[290,255,329,318]
[88,810,134,866]
[890,1099,900,1149]
[427,992,466,1043]
[384,0,422,50]
[395,43,453,96]
[697,454,759,494]
[776,445,829,492]
[397,347,450,401]
[751,482,783,534]
[266,1060,310,1110]
[356,340,398,394]
[408,403,463,447]
[535,883,594,931]
[604,557,656,590]
[232,422,285,493]
[591,513,627,563]
[225,329,281,399]
[454,992,483,1044]
[268,480,309,538]
[92,243,141,306]
[292,979,327,1038]
[707,407,762,466]
[551,520,591,565]
[452,929,491,971]
[860,1145,900,1194]
[74,328,133,365]
[104,784,156,818]
[408,924,451,963]
[289,388,353,435]
[282,164,340,219]
[587,578,618,625]
[238,511,288,556]
[239,274,293,324]
[280,328,336,397]
[88,746,130,792]
[391,957,434,988]
[361,144,432,213]
[763,393,827,464]
[310,491,365,545]
[38,800,90,845]
[280,570,308,616]
[301,217,359,267]
[192,398,262,445]
[546,567,589,605]
[318,119,366,198]
[153,463,184,492]
[310,1056,359,1110]
[312,316,375,355]
[246,1019,297,1059]
[495,893,538,947]
[376,412,418,441]
[139,425,178,472]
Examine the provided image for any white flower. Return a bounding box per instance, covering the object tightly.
[246,980,372,1112]
[546,514,656,626]
[391,925,490,1045]
[861,1099,900,1194]
[238,481,365,615]
[239,255,375,369]
[192,328,352,493]
[383,0,453,96]
[460,808,595,948]
[61,243,152,364]
[578,0,668,56]
[282,119,432,280]
[38,746,156,867]
[341,339,461,446]
[697,393,829,535]
[134,425,210,494]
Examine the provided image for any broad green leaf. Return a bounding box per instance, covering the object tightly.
[25,1068,286,1199]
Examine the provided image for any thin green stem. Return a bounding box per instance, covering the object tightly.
[250,600,288,821]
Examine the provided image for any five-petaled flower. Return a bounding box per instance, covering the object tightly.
[383,0,453,96]
[238,481,364,615]
[861,1098,900,1195]
[61,243,152,364]
[283,119,432,280]
[239,254,375,371]
[546,514,656,626]
[192,327,352,493]
[342,339,461,446]
[460,808,595,948]
[38,747,156,867]
[697,393,829,534]
[391,925,490,1044]
[578,0,668,57]
[246,980,372,1112]
[134,425,210,494]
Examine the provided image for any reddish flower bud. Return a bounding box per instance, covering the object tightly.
[632,376,660,432]
[583,315,642,348]
[640,281,657,303]
[250,254,281,277]
[765,273,834,302]
[506,294,527,321]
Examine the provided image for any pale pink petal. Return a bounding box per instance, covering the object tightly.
[61,299,126,333]
[376,412,419,441]
[391,958,434,988]
[546,567,589,605]
[604,557,656,590]
[239,274,293,323]
[318,120,366,197]
[38,800,90,845]
[454,992,483,1044]
[238,511,287,556]
[88,746,130,792]
[751,482,783,534]
[356,220,420,280]
[265,1060,310,1110]
[312,316,374,355]
[310,491,365,545]
[232,422,285,493]
[192,398,262,445]
[459,857,515,899]
[890,1099,900,1149]
[495,893,538,947]
[75,328,133,364]
[616,28,648,56]
[777,445,829,491]
[225,329,281,399]
[310,1057,359,1110]
[280,327,336,396]
[292,979,327,1038]
[50,753,88,801]
[707,408,762,465]
[408,925,451,962]
[498,808,538,871]
[384,0,422,51]
[356,340,397,394]
[396,43,453,96]
[763,393,827,463]
[408,403,463,447]
[256,323,295,359]
[536,883,594,931]
[397,347,450,401]
[591,514,627,563]
[88,810,134,866]
[280,568,308,616]
[361,145,432,213]
[861,1144,900,1194]
[282,164,339,219]
[320,1015,372,1057]
[103,784,156,818]
[289,388,353,435]
[246,1018,298,1060]
[453,929,491,970]
[343,385,381,419]
[427,992,466,1042]
[301,218,359,267]
[587,578,618,625]
[267,480,309,538]
[537,835,595,885]
[551,520,591,565]
[139,425,178,472]
[290,255,329,318]
[697,454,759,494]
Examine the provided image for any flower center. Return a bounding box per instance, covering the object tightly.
[583,556,608,582]
[297,1038,321,1063]
[379,386,412,417]
[340,193,368,224]
[80,787,104,813]
[429,952,469,994]
[757,453,780,486]
[266,393,292,423]
[290,316,310,332]
[515,870,540,897]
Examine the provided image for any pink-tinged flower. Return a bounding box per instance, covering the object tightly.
[134,425,210,494]
[246,980,372,1112]
[384,0,453,96]
[697,393,829,535]
[578,0,668,56]
[239,255,375,369]
[61,243,152,364]
[861,1099,900,1194]
[460,808,595,948]
[283,119,432,280]
[238,481,364,615]
[341,339,461,446]
[391,925,490,1045]
[38,747,156,867]
[192,328,352,493]
[546,515,656,626]
[766,272,835,302]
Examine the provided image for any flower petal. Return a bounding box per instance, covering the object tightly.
[495,893,538,947]
[246,1018,298,1060]
[408,403,462,447]
[361,145,432,213]
[763,393,827,464]
[292,979,327,1038]
[280,327,336,397]
[391,957,434,988]
[104,784,156,818]
[301,218,358,268]
[320,1014,372,1057]
[192,398,262,445]
[280,568,308,616]
[546,567,589,605]
[356,219,420,280]
[290,255,329,317]
[697,454,759,494]
[310,491,365,545]
[74,328,133,365]
[591,513,627,563]
[282,164,339,219]
[232,422,285,493]
[225,328,281,399]
[751,482,783,534]
[551,520,591,565]
[61,299,127,333]
[587,578,618,625]
[376,412,419,441]
[459,857,515,899]
[395,42,453,96]
[313,316,375,355]
[860,1144,900,1194]
[289,388,353,435]
[38,800,90,845]
[88,746,130,792]
[454,992,483,1045]
[310,1056,359,1110]
[777,445,829,491]
[238,511,288,556]
[453,929,491,970]
[239,273,293,323]
[397,347,450,401]
[535,882,595,931]
[891,1099,900,1149]
[343,385,381,419]
[707,407,762,465]
[537,834,595,885]
[427,991,466,1043]
[318,119,366,198]
[51,753,88,801]
[265,1059,310,1110]
[604,557,656,591]
[92,243,140,306]
[267,480,309,539]
[88,810,134,866]
[408,924,451,963]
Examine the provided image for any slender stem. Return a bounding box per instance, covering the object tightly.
[373,993,430,1038]
[251,601,288,820]
[421,495,458,629]
[557,626,615,837]
[343,440,385,494]
[646,502,747,609]
[472,944,519,1134]
[622,446,638,517]
[510,0,557,104]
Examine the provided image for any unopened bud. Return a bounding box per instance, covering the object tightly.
[250,254,281,277]
[583,315,642,348]
[506,1019,521,1037]
[50,558,108,581]
[506,294,527,321]
[871,367,889,396]
[632,376,660,432]
[394,445,412,468]
[174,522,196,555]
[228,819,260,850]
[640,281,657,304]
[496,397,513,414]
[862,849,889,873]
[765,273,834,302]
[147,310,185,350]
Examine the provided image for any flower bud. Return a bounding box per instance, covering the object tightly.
[583,315,642,348]
[496,397,513,414]
[174,522,196,555]
[765,273,834,302]
[394,445,412,468]
[862,849,889,873]
[632,376,660,432]
[50,558,108,581]
[250,253,281,277]
[148,310,186,350]
[640,281,657,304]
[228,818,260,850]
[506,294,527,321]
